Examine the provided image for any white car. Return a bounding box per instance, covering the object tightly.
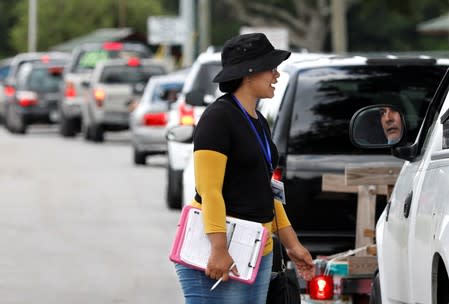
[130,69,188,164]
[349,59,449,303]
[165,51,222,209]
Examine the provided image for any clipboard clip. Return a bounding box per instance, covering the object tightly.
[248,238,261,268]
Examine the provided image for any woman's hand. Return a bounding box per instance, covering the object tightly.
[205,233,239,281]
[286,244,315,281]
[277,226,315,281]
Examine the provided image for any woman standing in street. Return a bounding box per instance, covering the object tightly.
[174,33,314,304]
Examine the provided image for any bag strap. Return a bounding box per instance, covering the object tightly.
[273,204,287,272]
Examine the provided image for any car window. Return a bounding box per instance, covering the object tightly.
[100,66,165,84]
[26,67,63,92]
[183,62,221,95]
[288,65,447,154]
[152,82,183,103]
[74,49,148,73]
[0,65,10,81]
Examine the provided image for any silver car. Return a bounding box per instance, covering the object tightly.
[0,52,69,127]
[130,69,188,165]
[59,42,151,137]
[81,57,167,142]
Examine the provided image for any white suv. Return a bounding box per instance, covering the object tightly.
[165,51,222,209]
[350,58,449,303]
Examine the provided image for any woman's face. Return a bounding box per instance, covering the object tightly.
[248,68,280,99]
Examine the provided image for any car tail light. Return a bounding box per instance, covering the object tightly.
[127,57,140,67]
[94,88,106,107]
[143,112,167,126]
[17,91,38,107]
[102,42,123,50]
[65,81,76,97]
[41,55,50,63]
[179,100,194,125]
[272,167,283,181]
[4,85,15,97]
[48,66,63,75]
[308,275,334,300]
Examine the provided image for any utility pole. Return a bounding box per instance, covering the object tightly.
[198,0,210,53]
[28,0,37,52]
[118,0,126,28]
[180,0,195,66]
[331,0,347,53]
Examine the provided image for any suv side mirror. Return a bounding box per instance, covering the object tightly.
[166,125,195,143]
[185,90,206,106]
[349,105,406,148]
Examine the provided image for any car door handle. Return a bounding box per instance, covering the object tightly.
[385,200,391,222]
[403,191,413,218]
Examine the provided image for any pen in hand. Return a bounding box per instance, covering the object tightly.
[210,262,237,291]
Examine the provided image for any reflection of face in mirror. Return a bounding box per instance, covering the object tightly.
[379,106,402,144]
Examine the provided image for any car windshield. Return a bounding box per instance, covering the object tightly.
[100,65,165,84]
[152,82,183,103]
[288,65,447,154]
[183,62,221,96]
[26,67,63,92]
[74,49,148,73]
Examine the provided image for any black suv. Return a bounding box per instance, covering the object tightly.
[263,55,449,256]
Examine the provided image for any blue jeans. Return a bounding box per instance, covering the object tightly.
[175,252,273,304]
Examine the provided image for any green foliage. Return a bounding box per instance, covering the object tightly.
[0,0,18,58]
[9,0,165,53]
[2,0,449,57]
[347,0,449,52]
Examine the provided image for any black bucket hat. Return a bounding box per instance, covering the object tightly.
[213,33,291,83]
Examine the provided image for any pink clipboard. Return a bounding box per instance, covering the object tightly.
[169,205,268,285]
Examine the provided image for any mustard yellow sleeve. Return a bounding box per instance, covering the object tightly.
[194,150,228,234]
[271,199,291,232]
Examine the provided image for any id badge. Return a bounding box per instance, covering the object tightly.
[271,179,286,204]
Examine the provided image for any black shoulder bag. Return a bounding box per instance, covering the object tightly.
[266,205,301,304]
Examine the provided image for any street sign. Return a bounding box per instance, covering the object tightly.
[148,16,186,45]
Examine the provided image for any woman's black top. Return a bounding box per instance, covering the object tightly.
[193,93,279,223]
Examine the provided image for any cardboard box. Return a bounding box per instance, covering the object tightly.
[347,256,378,275]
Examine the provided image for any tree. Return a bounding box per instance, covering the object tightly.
[0,0,19,58]
[216,0,449,53]
[220,0,337,51]
[347,0,449,52]
[9,0,167,52]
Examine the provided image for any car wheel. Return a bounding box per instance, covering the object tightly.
[16,118,27,134]
[369,270,381,304]
[8,106,26,134]
[166,166,183,209]
[4,105,13,132]
[134,148,146,165]
[82,123,92,141]
[59,114,76,137]
[91,124,104,142]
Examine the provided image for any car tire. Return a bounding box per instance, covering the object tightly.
[59,114,76,137]
[91,124,104,142]
[166,166,183,209]
[369,270,382,304]
[82,123,93,141]
[7,106,26,134]
[134,148,146,165]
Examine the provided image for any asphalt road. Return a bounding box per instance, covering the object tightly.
[0,125,184,304]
